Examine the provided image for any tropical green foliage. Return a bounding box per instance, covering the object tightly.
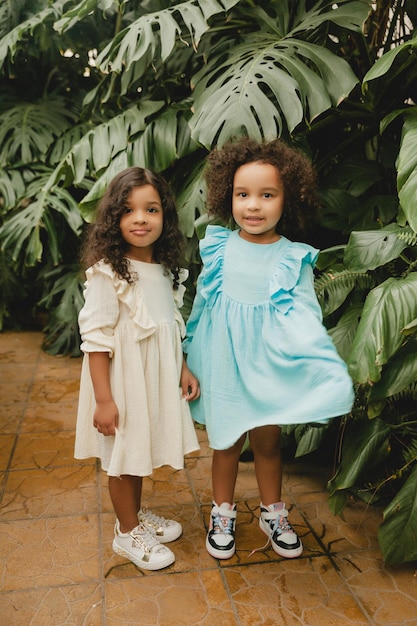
[0,0,416,565]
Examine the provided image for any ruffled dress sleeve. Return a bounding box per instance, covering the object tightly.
[183,226,230,352]
[78,262,120,356]
[270,240,319,315]
[79,260,157,356]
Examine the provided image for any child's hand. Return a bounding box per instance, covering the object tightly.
[180,361,200,401]
[93,400,119,436]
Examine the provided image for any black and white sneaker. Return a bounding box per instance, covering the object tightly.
[259,503,303,558]
[206,502,237,559]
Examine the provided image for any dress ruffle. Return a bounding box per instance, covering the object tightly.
[86,261,189,341]
[198,226,319,315]
[198,226,229,307]
[270,243,319,314]
[184,226,354,449]
[86,261,155,342]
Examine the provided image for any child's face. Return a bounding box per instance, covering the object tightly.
[232,161,284,244]
[120,184,163,262]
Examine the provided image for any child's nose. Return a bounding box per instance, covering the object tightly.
[133,210,147,222]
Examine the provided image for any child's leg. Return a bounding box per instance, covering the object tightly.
[109,474,143,533]
[206,434,246,559]
[110,474,175,570]
[249,425,282,504]
[250,425,303,558]
[212,433,246,504]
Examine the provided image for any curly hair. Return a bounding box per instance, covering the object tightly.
[205,137,319,240]
[80,167,184,288]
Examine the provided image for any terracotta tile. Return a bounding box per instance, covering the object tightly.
[35,351,81,376]
[21,401,77,433]
[0,516,100,591]
[0,362,35,383]
[334,551,417,625]
[0,465,98,520]
[185,454,213,504]
[299,498,383,553]
[10,431,77,471]
[0,583,103,626]
[28,378,80,404]
[0,332,42,363]
[223,558,369,626]
[105,570,236,625]
[0,380,34,408]
[141,464,198,506]
[0,435,16,471]
[0,408,23,434]
[282,457,331,495]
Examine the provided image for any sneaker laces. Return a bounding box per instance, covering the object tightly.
[130,524,164,556]
[140,508,169,530]
[211,511,235,537]
[270,511,294,536]
[248,507,293,558]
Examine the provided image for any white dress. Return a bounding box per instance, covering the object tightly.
[75,259,199,477]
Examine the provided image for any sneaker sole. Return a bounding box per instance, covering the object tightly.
[205,535,235,560]
[259,519,303,559]
[112,540,175,570]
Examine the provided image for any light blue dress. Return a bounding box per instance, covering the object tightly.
[184,226,354,450]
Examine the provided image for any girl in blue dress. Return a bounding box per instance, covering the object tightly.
[184,137,354,560]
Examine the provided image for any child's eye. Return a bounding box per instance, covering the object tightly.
[147,206,159,213]
[264,193,271,198]
[123,207,132,214]
[239,192,247,198]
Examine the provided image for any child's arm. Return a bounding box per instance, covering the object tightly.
[180,359,200,401]
[88,352,119,436]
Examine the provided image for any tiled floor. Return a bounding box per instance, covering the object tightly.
[1,332,416,625]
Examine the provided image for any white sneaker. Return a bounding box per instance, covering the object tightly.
[259,502,303,558]
[112,520,175,570]
[138,508,182,543]
[206,502,237,559]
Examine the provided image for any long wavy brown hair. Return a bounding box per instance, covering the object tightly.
[80,167,184,288]
[205,137,319,241]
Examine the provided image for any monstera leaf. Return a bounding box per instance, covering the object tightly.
[189,0,368,146]
[0,173,83,266]
[0,97,77,166]
[78,0,241,102]
[190,35,359,147]
[0,0,67,67]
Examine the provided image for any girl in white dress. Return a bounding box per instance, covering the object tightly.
[75,167,200,571]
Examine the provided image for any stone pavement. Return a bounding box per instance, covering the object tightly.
[1,331,416,625]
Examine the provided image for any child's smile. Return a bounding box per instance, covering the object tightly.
[120,184,164,262]
[232,161,284,244]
